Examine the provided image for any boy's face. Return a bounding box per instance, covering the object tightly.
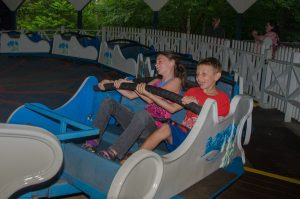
[196,64,221,91]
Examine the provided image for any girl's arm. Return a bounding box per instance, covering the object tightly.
[136,78,183,113]
[98,78,139,99]
[114,78,139,99]
[98,79,114,90]
[252,30,266,42]
[133,78,158,103]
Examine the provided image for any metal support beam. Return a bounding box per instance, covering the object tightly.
[77,10,83,29]
[153,11,159,29]
[235,13,242,40]
[10,10,16,30]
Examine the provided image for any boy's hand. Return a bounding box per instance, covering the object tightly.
[182,96,198,105]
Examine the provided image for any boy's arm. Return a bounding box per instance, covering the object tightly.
[181,96,199,105]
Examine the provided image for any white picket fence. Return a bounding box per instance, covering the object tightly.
[102,27,300,122]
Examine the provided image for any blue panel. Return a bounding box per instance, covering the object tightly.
[8,76,122,141]
[18,179,81,198]
[223,157,244,176]
[217,81,234,99]
[171,109,186,124]
[63,143,121,197]
[23,103,99,141]
[54,76,121,126]
[216,72,239,99]
[8,103,63,134]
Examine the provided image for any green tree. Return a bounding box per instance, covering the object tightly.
[17,0,77,30]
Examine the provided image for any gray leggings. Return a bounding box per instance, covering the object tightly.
[93,98,157,159]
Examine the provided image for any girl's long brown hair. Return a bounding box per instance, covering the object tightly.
[157,51,186,86]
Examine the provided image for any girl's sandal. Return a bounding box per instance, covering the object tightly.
[98,148,117,160]
[81,139,98,153]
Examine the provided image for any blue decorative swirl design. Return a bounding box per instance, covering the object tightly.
[204,124,237,155]
[7,40,19,51]
[104,51,112,64]
[58,42,69,54]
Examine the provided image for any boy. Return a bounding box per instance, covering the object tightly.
[139,57,230,152]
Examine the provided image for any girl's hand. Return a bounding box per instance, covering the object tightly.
[181,96,198,105]
[98,79,113,90]
[114,78,132,89]
[136,83,149,96]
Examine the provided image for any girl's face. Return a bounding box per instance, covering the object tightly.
[196,64,220,92]
[155,54,175,76]
[265,22,273,32]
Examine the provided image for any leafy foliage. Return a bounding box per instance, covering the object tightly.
[18,0,76,30]
[17,0,300,41]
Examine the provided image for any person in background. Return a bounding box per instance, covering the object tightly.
[252,20,280,57]
[206,16,226,38]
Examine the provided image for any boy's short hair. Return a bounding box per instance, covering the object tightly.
[197,57,222,73]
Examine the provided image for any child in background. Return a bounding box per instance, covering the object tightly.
[138,57,230,152]
[252,20,279,57]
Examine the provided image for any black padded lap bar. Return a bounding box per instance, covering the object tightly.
[94,83,201,114]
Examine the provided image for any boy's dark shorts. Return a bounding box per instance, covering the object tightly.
[165,121,190,152]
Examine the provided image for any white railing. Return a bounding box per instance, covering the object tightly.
[261,52,300,122]
[1,27,299,122]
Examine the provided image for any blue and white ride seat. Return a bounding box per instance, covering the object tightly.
[7,76,121,141]
[26,32,42,42]
[78,35,101,50]
[217,71,241,99]
[117,71,239,143]
[121,43,155,60]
